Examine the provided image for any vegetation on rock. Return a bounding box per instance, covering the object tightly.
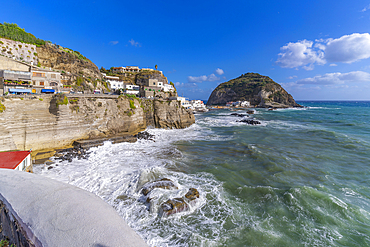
[56,95,68,107]
[0,22,45,46]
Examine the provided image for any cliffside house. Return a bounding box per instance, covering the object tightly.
[0,69,32,94]
[0,150,32,172]
[125,66,140,73]
[124,84,140,95]
[31,68,61,94]
[140,86,162,98]
[103,74,124,91]
[170,96,191,109]
[111,66,140,74]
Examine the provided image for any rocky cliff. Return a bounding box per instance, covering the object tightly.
[207,73,301,108]
[0,95,194,152]
[36,43,102,80]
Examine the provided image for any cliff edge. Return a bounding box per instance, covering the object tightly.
[207,73,301,108]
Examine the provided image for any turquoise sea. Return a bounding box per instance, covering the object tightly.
[36,101,370,246]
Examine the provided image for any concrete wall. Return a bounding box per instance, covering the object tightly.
[0,169,147,247]
[0,56,30,72]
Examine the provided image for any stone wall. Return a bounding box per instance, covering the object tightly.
[0,38,38,65]
[0,95,194,152]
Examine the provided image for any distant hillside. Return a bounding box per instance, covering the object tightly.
[207,73,301,108]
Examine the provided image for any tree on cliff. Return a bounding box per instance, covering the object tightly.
[155,64,158,70]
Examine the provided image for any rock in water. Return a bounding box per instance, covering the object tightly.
[207,72,302,108]
[141,178,178,196]
[185,188,200,201]
[160,188,200,217]
[231,113,247,117]
[236,119,261,125]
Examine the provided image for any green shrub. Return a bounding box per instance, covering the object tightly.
[56,95,68,107]
[39,98,43,101]
[129,100,136,109]
[0,102,5,113]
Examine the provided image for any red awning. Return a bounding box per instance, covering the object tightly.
[0,151,31,169]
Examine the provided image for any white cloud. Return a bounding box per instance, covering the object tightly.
[128,39,141,47]
[325,33,370,63]
[277,40,325,69]
[329,64,337,66]
[188,73,220,83]
[109,41,119,45]
[288,75,297,79]
[215,68,224,75]
[362,4,370,12]
[297,71,370,85]
[277,33,370,69]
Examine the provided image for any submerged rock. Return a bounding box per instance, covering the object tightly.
[160,188,200,217]
[246,110,255,114]
[141,178,178,196]
[236,119,261,125]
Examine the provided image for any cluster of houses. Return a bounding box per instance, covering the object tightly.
[101,72,175,98]
[0,66,63,95]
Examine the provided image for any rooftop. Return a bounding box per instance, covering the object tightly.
[0,151,31,169]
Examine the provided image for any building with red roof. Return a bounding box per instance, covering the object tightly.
[0,150,32,172]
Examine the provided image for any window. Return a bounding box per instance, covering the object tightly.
[153,82,156,85]
[40,81,44,86]
[51,74,56,79]
[33,72,45,77]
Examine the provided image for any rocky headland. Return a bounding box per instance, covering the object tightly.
[207,72,301,108]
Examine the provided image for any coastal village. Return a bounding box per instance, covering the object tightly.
[0,34,207,173]
[0,37,208,112]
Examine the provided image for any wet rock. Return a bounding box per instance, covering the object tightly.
[246,110,255,114]
[236,119,261,125]
[160,188,200,217]
[185,188,200,201]
[141,178,178,196]
[54,146,90,162]
[134,131,155,141]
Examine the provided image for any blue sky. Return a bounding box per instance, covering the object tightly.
[3,0,370,100]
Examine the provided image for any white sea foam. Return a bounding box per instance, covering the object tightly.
[34,125,240,246]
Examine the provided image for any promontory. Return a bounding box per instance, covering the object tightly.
[207,73,301,108]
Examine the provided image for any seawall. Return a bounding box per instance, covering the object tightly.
[0,94,195,152]
[0,169,148,246]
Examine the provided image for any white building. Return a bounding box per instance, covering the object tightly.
[170,96,191,109]
[190,100,208,112]
[0,150,32,172]
[124,84,140,95]
[162,83,175,92]
[104,75,124,90]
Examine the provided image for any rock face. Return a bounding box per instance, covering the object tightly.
[36,43,102,81]
[207,73,301,108]
[0,95,195,152]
